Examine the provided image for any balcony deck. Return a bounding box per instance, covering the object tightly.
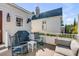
[0,43,56,56]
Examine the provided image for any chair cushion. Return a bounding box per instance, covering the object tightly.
[55,38,71,47]
[55,45,75,56]
[70,40,79,55]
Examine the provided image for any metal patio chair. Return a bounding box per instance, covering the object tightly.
[34,33,44,48]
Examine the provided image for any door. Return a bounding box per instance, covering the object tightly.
[0,11,2,44]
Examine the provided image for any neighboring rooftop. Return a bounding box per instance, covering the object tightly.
[32,8,62,20]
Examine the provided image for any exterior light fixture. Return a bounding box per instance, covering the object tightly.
[27,18,31,23]
[7,13,10,22]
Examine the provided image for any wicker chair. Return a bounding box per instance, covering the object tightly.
[10,31,30,56]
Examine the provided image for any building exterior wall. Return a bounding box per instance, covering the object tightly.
[76,15,79,39]
[78,15,79,34]
[0,3,32,47]
[31,16,62,34]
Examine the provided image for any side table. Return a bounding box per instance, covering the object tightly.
[27,41,37,52]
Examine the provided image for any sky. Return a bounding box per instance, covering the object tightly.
[16,3,79,25]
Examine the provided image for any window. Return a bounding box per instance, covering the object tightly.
[7,13,10,22]
[16,17,23,26]
[42,21,46,30]
[60,17,63,26]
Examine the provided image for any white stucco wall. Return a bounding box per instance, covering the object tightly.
[31,16,62,34]
[78,15,79,34]
[0,3,32,47]
[76,15,79,39]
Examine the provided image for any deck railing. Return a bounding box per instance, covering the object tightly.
[32,32,77,39]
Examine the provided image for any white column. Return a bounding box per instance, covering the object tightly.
[78,15,79,34]
[5,31,8,47]
[76,15,79,40]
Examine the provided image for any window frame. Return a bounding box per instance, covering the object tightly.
[16,17,23,27]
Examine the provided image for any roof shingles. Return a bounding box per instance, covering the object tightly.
[32,8,62,20]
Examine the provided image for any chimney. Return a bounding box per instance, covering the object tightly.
[35,6,40,17]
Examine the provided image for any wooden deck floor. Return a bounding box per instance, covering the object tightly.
[0,43,56,56]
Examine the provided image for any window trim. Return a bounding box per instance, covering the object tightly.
[16,17,23,27]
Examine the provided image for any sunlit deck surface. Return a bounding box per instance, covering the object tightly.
[0,43,56,56]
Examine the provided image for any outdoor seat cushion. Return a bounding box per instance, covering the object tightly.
[55,45,75,56]
[70,40,79,56]
[55,38,71,47]
[12,44,28,55]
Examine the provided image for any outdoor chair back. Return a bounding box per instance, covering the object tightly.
[34,33,44,46]
[10,31,30,56]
